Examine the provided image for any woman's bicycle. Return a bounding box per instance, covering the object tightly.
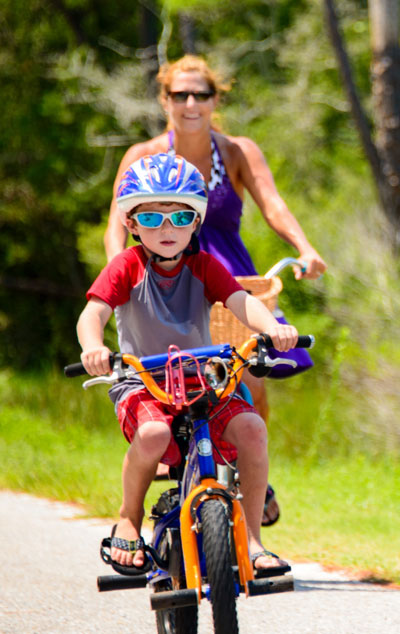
[65,332,314,634]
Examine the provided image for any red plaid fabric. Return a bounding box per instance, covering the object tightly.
[117,387,256,466]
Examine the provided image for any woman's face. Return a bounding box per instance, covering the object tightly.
[163,71,218,135]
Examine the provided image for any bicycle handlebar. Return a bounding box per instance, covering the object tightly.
[264,257,307,279]
[64,336,313,378]
[260,334,314,349]
[64,335,314,404]
[64,360,99,378]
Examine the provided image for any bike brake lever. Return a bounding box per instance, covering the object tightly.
[83,371,120,389]
[266,356,297,368]
[248,356,298,369]
[248,336,298,377]
[82,358,132,389]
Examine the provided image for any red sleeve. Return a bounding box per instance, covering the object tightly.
[86,248,144,309]
[194,252,244,305]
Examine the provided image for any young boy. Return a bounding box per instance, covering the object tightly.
[77,153,298,575]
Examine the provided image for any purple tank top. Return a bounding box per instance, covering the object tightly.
[168,131,257,275]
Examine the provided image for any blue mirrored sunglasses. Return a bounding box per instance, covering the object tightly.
[133,210,197,228]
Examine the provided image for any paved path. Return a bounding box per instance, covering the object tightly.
[1,491,399,633]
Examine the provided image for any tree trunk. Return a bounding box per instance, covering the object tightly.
[369,0,400,238]
[138,1,165,134]
[324,0,400,246]
[179,12,197,54]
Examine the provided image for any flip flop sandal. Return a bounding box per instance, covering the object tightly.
[100,524,152,576]
[251,549,291,578]
[261,484,280,527]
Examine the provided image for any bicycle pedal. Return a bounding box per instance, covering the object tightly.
[248,574,294,596]
[150,588,198,610]
[97,573,149,592]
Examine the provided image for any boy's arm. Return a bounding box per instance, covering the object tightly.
[77,298,113,376]
[225,290,298,351]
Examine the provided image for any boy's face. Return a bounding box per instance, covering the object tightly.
[126,202,200,263]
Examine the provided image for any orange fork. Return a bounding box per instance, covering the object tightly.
[179,478,254,601]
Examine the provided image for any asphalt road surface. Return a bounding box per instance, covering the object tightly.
[1,491,399,634]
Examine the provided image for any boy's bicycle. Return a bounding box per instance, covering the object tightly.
[65,331,314,634]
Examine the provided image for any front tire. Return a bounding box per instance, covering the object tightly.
[201,498,239,634]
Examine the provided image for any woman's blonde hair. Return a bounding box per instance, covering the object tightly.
[157,55,231,131]
[157,55,230,98]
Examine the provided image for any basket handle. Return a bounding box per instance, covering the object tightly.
[264,258,307,280]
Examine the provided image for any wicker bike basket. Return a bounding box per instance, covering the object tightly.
[210,275,283,347]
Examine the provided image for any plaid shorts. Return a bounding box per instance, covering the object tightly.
[117,387,256,466]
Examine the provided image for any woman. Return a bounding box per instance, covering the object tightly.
[104,55,327,524]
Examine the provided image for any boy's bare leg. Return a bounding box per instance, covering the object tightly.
[241,371,280,526]
[222,413,287,570]
[111,421,171,567]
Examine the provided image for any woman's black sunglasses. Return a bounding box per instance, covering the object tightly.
[167,91,215,103]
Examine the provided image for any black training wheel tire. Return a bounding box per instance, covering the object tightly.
[201,498,239,634]
[154,495,197,634]
[154,577,198,634]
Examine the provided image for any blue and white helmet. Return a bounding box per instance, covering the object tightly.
[116,153,208,227]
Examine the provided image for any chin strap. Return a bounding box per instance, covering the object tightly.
[152,253,181,263]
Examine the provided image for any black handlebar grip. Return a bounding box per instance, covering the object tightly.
[261,334,315,349]
[64,362,87,377]
[64,354,116,378]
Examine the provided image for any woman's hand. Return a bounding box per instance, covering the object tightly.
[266,324,298,352]
[80,346,112,376]
[295,248,327,280]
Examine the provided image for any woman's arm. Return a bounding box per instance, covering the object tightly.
[234,136,327,279]
[104,138,165,261]
[226,290,298,351]
[105,198,129,262]
[77,298,113,375]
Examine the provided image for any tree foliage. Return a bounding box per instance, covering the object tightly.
[0,0,162,366]
[0,0,399,382]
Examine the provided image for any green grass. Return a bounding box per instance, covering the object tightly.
[1,403,126,517]
[1,368,399,585]
[263,455,400,584]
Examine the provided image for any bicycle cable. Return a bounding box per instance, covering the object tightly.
[190,370,249,472]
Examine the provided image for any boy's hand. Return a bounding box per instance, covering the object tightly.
[81,346,112,376]
[265,324,298,352]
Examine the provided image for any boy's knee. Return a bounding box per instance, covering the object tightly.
[243,413,267,435]
[134,421,171,456]
[226,413,267,450]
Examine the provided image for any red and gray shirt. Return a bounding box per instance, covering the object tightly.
[87,245,243,404]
